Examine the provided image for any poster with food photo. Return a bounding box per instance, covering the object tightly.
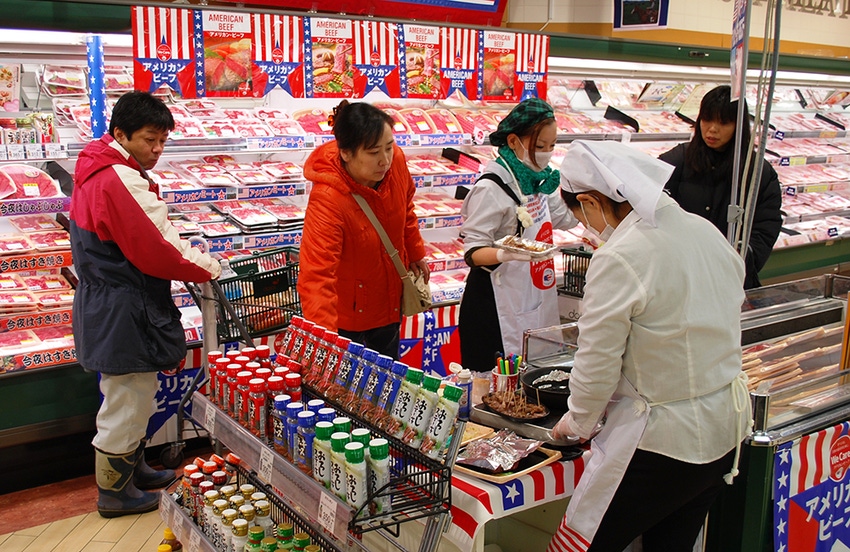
[514,32,549,102]
[250,13,304,98]
[352,20,401,98]
[439,27,479,101]
[0,65,20,112]
[305,18,355,98]
[481,30,516,102]
[201,11,253,97]
[132,6,199,98]
[401,24,441,99]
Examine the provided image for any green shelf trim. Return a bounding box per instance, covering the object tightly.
[0,0,131,33]
[759,238,850,281]
[0,364,99,431]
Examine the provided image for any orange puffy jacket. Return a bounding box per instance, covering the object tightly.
[297,140,426,332]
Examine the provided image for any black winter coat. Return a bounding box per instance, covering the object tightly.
[659,143,782,288]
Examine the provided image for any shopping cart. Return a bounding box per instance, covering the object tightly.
[159,244,301,468]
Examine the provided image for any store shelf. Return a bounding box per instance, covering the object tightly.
[158,491,218,552]
[191,392,356,544]
[0,196,70,217]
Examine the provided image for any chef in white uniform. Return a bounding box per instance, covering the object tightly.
[459,98,576,372]
[548,140,751,552]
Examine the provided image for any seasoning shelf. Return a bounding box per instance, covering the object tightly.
[158,489,219,552]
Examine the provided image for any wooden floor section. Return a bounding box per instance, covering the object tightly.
[0,509,168,552]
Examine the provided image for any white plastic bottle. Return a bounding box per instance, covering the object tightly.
[401,374,442,447]
[230,518,249,552]
[420,384,463,460]
[345,442,368,510]
[369,438,391,518]
[330,431,350,501]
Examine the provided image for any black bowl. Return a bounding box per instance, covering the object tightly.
[521,366,571,412]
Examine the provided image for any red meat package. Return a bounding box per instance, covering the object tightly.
[228,208,278,226]
[426,109,463,134]
[0,329,40,351]
[22,273,72,292]
[399,108,438,134]
[0,234,35,255]
[263,204,306,221]
[0,291,38,313]
[31,324,75,343]
[259,162,303,181]
[266,118,307,136]
[200,222,241,237]
[27,231,71,252]
[0,273,26,291]
[9,214,63,233]
[34,289,75,308]
[0,165,62,199]
[292,109,332,135]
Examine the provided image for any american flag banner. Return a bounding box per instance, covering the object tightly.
[400,305,460,376]
[352,21,401,98]
[251,13,305,98]
[304,17,355,99]
[439,27,479,100]
[86,35,107,139]
[444,455,586,549]
[480,29,516,102]
[132,6,199,98]
[515,33,549,101]
[774,421,850,552]
[400,24,442,100]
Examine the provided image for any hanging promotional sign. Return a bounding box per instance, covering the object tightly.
[400,24,442,99]
[251,13,305,98]
[132,6,199,98]
[774,421,850,551]
[304,18,355,98]
[515,33,549,101]
[730,0,748,101]
[198,11,253,97]
[613,0,669,30]
[352,21,401,98]
[216,0,507,27]
[481,30,516,102]
[439,28,479,101]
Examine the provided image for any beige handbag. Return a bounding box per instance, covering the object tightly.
[352,194,431,316]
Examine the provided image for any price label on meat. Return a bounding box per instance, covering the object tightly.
[318,492,338,536]
[305,18,354,98]
[258,446,274,483]
[201,11,254,97]
[204,401,216,435]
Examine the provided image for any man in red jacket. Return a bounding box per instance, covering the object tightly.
[70,91,220,517]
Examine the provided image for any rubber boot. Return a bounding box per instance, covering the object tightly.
[96,448,160,518]
[133,441,176,490]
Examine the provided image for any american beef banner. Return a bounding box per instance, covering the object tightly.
[613,0,669,30]
[198,11,254,97]
[216,0,507,27]
[440,27,479,101]
[304,18,355,99]
[251,13,305,98]
[132,6,199,98]
[400,305,460,376]
[480,29,516,102]
[400,24,442,100]
[86,35,107,139]
[515,33,549,101]
[352,21,401,98]
[774,421,850,551]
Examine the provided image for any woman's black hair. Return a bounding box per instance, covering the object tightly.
[686,85,752,175]
[109,91,175,139]
[560,189,581,210]
[330,100,394,152]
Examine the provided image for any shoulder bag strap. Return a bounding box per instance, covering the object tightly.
[351,193,409,280]
[478,172,523,236]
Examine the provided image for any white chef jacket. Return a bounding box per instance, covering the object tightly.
[460,160,575,253]
[566,194,747,464]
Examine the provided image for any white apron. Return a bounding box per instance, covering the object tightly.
[491,192,559,355]
[548,376,650,552]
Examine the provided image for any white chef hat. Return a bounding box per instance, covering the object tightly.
[559,140,674,227]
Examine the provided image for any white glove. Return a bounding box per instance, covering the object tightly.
[496,249,533,263]
[552,412,584,442]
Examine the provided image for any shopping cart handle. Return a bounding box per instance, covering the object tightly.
[188,236,210,254]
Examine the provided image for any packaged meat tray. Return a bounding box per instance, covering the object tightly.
[452,109,499,136]
[254,107,289,120]
[408,156,450,175]
[148,169,185,183]
[169,203,213,215]
[170,117,208,140]
[399,108,438,134]
[9,214,63,233]
[202,120,239,138]
[229,170,276,185]
[0,291,38,311]
[202,155,237,165]
[494,235,558,260]
[196,173,242,187]
[292,109,332,135]
[0,329,40,351]
[171,220,202,235]
[220,162,257,172]
[0,165,62,199]
[0,234,35,255]
[21,273,72,292]
[222,109,255,120]
[31,324,74,344]
[200,222,241,237]
[210,200,255,214]
[159,180,201,191]
[27,231,71,251]
[103,70,133,93]
[228,207,278,227]
[265,118,308,136]
[263,204,306,221]
[182,211,227,223]
[41,65,87,96]
[426,109,463,134]
[259,161,303,180]
[0,273,26,291]
[382,108,414,135]
[34,289,75,308]
[229,120,275,138]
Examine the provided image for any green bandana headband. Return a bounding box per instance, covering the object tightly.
[489,98,555,147]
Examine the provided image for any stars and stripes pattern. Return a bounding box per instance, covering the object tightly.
[133,6,195,60]
[86,35,107,139]
[354,20,399,66]
[515,32,548,74]
[774,421,850,552]
[252,13,303,63]
[440,27,477,70]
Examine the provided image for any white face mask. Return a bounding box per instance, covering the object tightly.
[517,141,553,172]
[580,201,616,242]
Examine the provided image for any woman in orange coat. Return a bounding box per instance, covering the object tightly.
[297,101,429,358]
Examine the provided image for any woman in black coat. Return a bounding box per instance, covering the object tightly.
[659,85,782,288]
